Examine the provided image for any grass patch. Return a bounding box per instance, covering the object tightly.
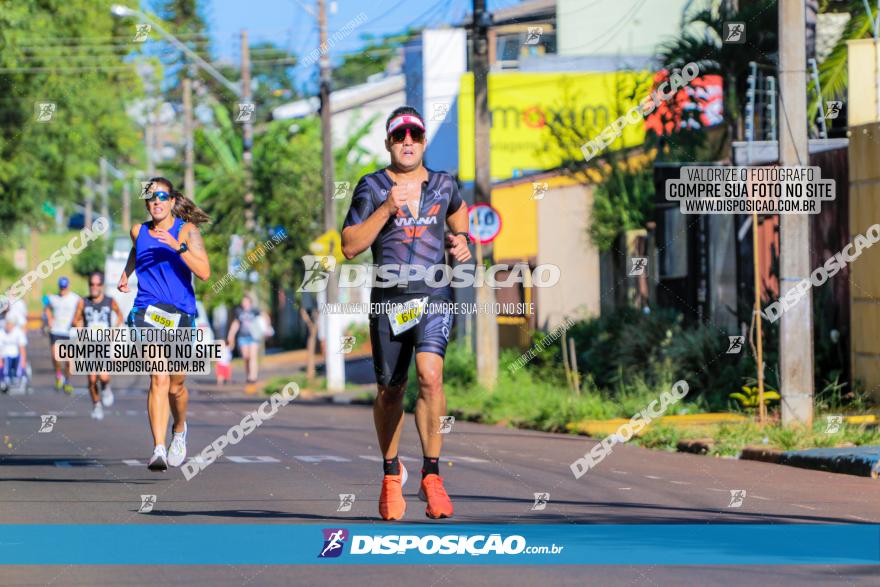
[635,420,880,456]
[262,373,361,395]
[0,230,114,314]
[402,341,703,432]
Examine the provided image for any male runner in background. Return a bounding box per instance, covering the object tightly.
[341,106,472,520]
[73,271,124,420]
[46,277,80,393]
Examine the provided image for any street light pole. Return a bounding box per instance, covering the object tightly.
[317,0,343,392]
[241,29,255,233]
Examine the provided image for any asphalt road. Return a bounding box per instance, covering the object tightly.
[2,333,879,585]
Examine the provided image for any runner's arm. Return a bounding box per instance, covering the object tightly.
[342,210,391,260]
[445,196,472,262]
[72,299,85,328]
[178,224,211,281]
[45,304,54,330]
[119,225,138,291]
[342,178,391,260]
[111,299,124,327]
[446,200,468,234]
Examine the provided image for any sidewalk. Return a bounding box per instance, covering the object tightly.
[197,347,373,397]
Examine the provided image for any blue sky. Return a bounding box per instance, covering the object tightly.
[204,0,517,87]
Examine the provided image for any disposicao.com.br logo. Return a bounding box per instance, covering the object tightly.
[317,529,564,558]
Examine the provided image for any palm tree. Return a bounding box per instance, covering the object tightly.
[656,0,779,151]
[814,1,875,116]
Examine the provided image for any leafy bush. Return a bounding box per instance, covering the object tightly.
[72,237,109,277]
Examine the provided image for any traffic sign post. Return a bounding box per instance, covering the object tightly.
[467,203,502,244]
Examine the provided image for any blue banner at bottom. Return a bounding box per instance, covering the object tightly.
[1,524,878,565]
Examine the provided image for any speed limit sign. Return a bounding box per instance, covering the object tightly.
[468,203,502,244]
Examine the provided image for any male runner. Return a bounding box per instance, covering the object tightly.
[46,277,80,393]
[341,106,472,520]
[73,271,124,420]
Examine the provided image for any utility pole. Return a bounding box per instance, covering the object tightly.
[318,0,344,391]
[241,29,255,233]
[99,158,109,231]
[183,74,195,201]
[778,0,814,426]
[472,0,498,389]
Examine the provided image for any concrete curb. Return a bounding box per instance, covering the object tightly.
[740,445,880,478]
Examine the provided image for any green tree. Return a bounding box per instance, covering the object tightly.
[656,0,778,152]
[192,101,380,309]
[0,0,143,234]
[332,32,408,89]
[815,1,874,114]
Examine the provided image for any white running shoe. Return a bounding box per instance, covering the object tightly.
[167,423,187,468]
[148,445,168,472]
[101,386,114,407]
[91,403,104,421]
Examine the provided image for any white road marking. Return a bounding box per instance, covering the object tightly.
[644,475,662,480]
[122,459,144,466]
[448,455,490,463]
[792,504,817,511]
[669,481,690,485]
[295,455,351,463]
[226,456,280,464]
[618,487,632,491]
[751,495,772,501]
[611,470,629,475]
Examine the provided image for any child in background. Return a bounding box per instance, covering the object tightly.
[216,345,232,385]
[0,320,27,393]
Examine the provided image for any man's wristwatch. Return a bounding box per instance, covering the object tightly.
[177,242,189,255]
[454,231,472,244]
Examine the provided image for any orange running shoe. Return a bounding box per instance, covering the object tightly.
[379,462,408,520]
[418,474,454,519]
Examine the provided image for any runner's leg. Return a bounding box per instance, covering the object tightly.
[413,352,446,459]
[370,312,414,458]
[168,373,188,434]
[148,373,172,446]
[87,374,100,405]
[374,382,408,458]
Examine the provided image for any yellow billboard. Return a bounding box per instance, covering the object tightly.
[458,71,650,181]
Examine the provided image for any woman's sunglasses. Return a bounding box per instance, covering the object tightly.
[145,191,172,203]
[389,127,425,144]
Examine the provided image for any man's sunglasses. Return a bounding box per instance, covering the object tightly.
[89,281,103,287]
[145,191,172,203]
[389,127,425,144]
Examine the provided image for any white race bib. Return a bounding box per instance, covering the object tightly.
[144,305,180,329]
[388,297,428,336]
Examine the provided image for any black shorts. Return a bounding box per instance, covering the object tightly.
[126,304,197,328]
[369,294,453,387]
[49,333,70,346]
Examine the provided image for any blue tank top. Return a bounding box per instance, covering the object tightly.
[133,217,196,315]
